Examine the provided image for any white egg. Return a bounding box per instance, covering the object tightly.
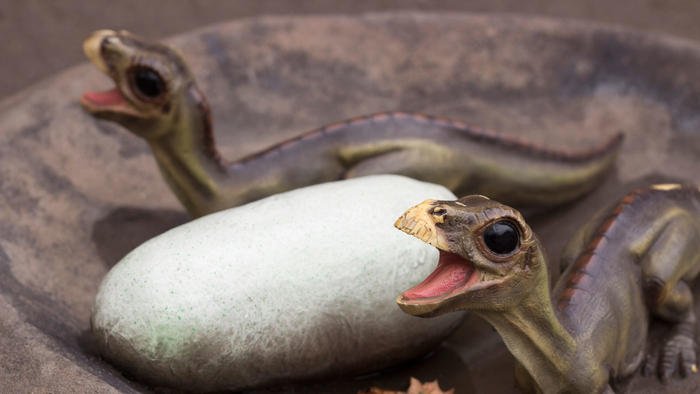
[92,175,463,391]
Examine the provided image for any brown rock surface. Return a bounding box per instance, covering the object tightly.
[1,12,700,392]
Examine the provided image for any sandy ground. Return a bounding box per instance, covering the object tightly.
[2,0,700,99]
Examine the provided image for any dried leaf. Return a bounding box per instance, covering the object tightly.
[359,377,454,394]
[358,388,402,394]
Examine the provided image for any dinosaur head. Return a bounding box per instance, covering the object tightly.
[81,30,201,140]
[395,195,544,317]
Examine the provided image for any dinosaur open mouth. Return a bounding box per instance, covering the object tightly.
[82,88,127,108]
[80,29,140,116]
[400,250,479,302]
[394,199,481,308]
[81,85,140,117]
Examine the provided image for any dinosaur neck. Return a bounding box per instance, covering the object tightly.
[148,86,227,217]
[478,261,579,391]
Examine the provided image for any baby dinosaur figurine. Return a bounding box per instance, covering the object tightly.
[80,29,623,217]
[394,184,700,393]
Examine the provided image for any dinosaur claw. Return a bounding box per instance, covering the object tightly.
[642,352,657,377]
[655,332,696,381]
[679,348,697,378]
[660,368,672,383]
[659,355,675,381]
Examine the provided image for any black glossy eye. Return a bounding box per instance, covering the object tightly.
[130,66,165,99]
[482,220,519,255]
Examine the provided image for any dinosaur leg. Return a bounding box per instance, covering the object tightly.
[643,286,697,381]
[640,216,700,380]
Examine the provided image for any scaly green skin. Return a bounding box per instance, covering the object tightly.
[80,30,623,218]
[394,184,700,393]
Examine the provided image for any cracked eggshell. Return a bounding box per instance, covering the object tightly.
[91,175,463,391]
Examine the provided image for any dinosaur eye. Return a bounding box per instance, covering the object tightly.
[129,66,165,100]
[482,220,519,255]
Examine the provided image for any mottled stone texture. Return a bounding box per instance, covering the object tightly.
[1,12,700,393]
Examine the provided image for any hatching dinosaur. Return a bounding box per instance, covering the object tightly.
[80,30,623,217]
[395,184,700,393]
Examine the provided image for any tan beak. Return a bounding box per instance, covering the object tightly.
[83,29,117,74]
[394,199,450,250]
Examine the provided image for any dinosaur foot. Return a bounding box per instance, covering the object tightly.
[643,331,697,381]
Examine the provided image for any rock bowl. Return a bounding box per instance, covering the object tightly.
[2,12,700,393]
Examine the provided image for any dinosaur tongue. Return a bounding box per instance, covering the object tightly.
[81,87,127,108]
[402,250,475,300]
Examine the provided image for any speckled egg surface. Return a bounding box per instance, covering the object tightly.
[91,175,463,391]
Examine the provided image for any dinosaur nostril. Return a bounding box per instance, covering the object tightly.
[430,207,447,224]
